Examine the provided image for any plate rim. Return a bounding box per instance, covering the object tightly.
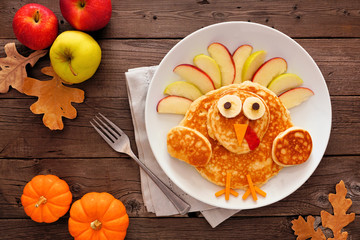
[144,21,332,210]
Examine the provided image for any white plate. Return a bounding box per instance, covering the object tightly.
[144,22,331,210]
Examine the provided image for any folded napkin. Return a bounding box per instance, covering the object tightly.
[125,66,240,228]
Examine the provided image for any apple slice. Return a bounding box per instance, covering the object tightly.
[164,81,203,101]
[193,54,222,89]
[242,50,267,82]
[207,43,235,86]
[278,87,314,109]
[232,45,253,84]
[252,57,287,87]
[268,73,303,95]
[173,64,215,94]
[157,96,193,114]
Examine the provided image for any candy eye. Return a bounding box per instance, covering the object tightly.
[243,97,265,120]
[217,95,242,118]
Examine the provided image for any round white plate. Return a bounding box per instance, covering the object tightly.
[144,22,331,210]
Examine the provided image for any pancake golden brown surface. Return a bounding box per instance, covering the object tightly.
[272,127,313,167]
[167,81,311,190]
[167,126,212,167]
[207,90,270,154]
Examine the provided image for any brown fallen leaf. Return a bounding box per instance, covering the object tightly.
[22,66,85,130]
[292,215,326,240]
[0,43,47,93]
[292,180,356,240]
[321,180,356,240]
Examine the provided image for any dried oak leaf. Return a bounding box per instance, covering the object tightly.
[292,215,326,240]
[321,180,355,240]
[0,42,47,93]
[22,66,85,130]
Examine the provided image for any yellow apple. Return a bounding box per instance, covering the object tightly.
[164,81,203,101]
[193,54,222,89]
[268,73,303,95]
[49,30,101,84]
[242,50,267,82]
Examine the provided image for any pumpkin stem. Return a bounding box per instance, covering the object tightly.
[35,196,47,208]
[90,219,102,231]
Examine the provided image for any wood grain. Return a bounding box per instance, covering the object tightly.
[1,156,359,218]
[1,0,359,238]
[0,216,359,239]
[0,38,359,100]
[0,95,358,158]
[1,0,360,39]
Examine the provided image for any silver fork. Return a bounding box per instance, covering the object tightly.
[90,113,191,215]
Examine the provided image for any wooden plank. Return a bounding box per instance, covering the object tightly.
[1,156,359,218]
[0,95,358,158]
[1,0,360,39]
[0,216,359,239]
[0,38,359,100]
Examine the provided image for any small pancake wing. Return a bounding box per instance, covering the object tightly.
[167,126,212,167]
[272,127,313,166]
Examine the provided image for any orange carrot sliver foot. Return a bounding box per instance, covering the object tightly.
[242,175,267,201]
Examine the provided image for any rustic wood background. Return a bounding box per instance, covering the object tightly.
[0,0,359,239]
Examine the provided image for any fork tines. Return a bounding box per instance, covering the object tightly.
[90,113,124,144]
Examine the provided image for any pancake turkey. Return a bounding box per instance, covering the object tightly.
[167,81,312,190]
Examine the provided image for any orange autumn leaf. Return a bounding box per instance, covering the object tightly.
[291,215,326,240]
[22,66,85,130]
[320,180,356,240]
[292,180,356,240]
[0,43,47,93]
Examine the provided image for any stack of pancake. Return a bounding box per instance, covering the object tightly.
[167,81,312,189]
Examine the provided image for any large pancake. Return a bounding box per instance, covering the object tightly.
[207,90,270,154]
[179,82,293,189]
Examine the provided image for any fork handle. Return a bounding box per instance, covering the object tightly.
[127,151,191,215]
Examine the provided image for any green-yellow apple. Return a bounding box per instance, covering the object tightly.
[49,31,101,84]
[193,54,222,89]
[242,50,267,82]
[157,96,192,114]
[207,43,235,86]
[60,0,112,31]
[268,73,303,95]
[252,57,287,87]
[164,81,203,101]
[173,64,215,94]
[232,44,252,84]
[278,87,314,109]
[12,3,58,50]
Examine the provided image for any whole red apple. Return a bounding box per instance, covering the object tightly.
[12,3,58,50]
[60,0,112,31]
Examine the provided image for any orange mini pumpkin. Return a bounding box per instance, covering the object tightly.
[68,192,129,240]
[21,174,73,223]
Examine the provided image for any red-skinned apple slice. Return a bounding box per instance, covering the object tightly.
[157,96,193,114]
[242,50,267,82]
[278,87,314,109]
[193,54,222,89]
[207,43,235,86]
[173,64,215,94]
[268,73,303,95]
[164,81,203,101]
[252,57,287,87]
[232,45,253,84]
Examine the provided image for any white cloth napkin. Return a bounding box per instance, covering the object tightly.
[125,66,240,228]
